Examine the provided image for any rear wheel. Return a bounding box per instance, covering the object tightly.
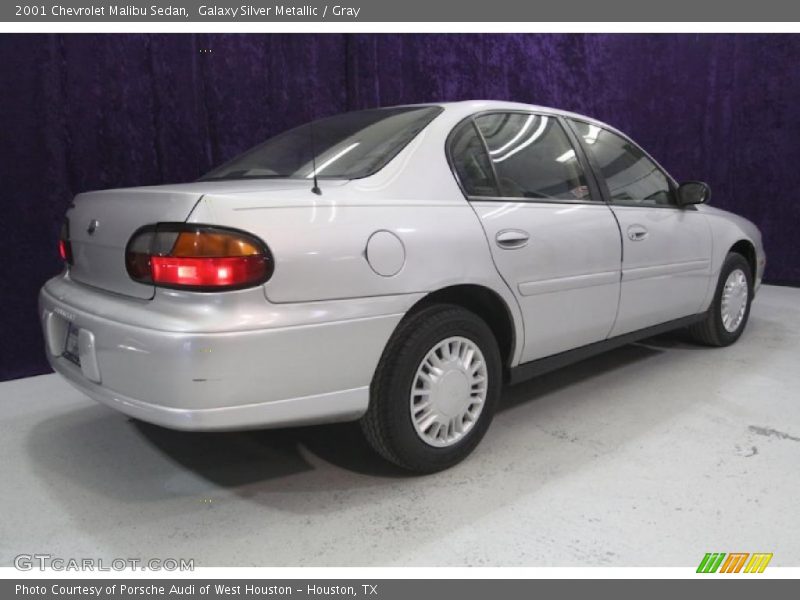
[360,304,502,473]
[687,252,753,346]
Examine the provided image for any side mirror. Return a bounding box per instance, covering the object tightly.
[677,181,710,206]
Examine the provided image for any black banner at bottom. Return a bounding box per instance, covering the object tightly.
[4,579,797,600]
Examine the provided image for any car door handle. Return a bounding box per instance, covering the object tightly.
[496,229,530,249]
[627,225,649,242]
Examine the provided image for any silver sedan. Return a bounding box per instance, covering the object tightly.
[40,101,765,472]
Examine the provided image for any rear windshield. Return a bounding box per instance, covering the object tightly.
[200,106,443,182]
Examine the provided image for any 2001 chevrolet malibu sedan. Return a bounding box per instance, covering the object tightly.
[40,101,765,472]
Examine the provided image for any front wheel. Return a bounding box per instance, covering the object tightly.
[687,252,753,346]
[360,304,502,473]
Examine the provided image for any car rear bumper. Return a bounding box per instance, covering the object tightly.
[40,274,417,431]
[51,361,370,431]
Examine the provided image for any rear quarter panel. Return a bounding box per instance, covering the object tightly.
[187,189,526,365]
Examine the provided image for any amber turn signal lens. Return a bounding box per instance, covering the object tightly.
[171,231,262,257]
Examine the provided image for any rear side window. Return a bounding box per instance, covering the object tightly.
[474,113,592,201]
[571,121,673,206]
[449,121,499,197]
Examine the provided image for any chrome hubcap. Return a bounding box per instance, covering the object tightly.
[410,336,488,448]
[721,268,748,332]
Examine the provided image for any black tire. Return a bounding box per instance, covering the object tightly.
[687,252,753,347]
[360,304,503,473]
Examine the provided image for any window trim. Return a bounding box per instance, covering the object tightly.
[565,118,688,210]
[445,109,606,206]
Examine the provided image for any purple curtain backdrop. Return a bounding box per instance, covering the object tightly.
[1,33,798,381]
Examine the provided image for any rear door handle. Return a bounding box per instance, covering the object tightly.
[495,229,530,249]
[627,225,649,241]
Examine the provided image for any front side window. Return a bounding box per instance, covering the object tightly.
[571,121,673,206]
[474,113,592,201]
[201,106,442,181]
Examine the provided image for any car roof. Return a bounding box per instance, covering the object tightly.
[392,100,623,137]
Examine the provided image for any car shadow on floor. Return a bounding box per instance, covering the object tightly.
[25,334,675,506]
[135,419,404,480]
[137,337,669,482]
[498,341,664,413]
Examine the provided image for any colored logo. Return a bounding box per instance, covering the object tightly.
[697,552,773,573]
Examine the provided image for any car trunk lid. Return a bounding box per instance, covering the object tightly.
[66,179,349,299]
[66,187,205,299]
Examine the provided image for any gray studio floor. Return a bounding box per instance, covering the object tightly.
[1,285,798,567]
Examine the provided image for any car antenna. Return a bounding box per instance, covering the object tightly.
[309,117,322,196]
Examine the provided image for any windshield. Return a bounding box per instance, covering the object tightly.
[200,106,443,182]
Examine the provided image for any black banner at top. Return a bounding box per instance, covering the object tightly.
[4,0,800,22]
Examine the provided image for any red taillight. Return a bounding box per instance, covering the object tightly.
[126,224,272,291]
[59,220,73,264]
[151,256,268,287]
